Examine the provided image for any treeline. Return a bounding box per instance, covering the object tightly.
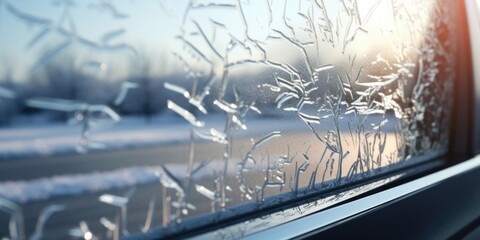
[0,53,273,126]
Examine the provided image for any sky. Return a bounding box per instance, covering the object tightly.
[0,0,435,84]
[0,0,183,81]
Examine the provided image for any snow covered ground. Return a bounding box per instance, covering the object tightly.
[0,113,296,160]
[0,115,188,160]
[0,112,394,161]
[0,162,228,204]
[0,166,163,203]
[0,112,395,204]
[0,113,297,203]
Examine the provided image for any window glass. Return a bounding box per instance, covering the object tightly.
[0,0,458,238]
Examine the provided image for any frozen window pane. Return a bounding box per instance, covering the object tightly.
[0,0,459,238]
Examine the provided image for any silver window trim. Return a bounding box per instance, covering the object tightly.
[243,154,480,240]
[466,0,480,154]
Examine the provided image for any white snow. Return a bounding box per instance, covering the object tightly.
[0,114,298,160]
[0,166,162,203]
[0,115,191,160]
[0,162,219,204]
[0,113,394,203]
[0,160,233,204]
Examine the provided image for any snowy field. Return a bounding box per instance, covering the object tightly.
[0,113,301,203]
[0,113,396,203]
[0,112,394,161]
[0,113,295,160]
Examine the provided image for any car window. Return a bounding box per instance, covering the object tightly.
[0,0,459,239]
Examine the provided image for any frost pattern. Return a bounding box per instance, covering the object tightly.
[0,0,457,239]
